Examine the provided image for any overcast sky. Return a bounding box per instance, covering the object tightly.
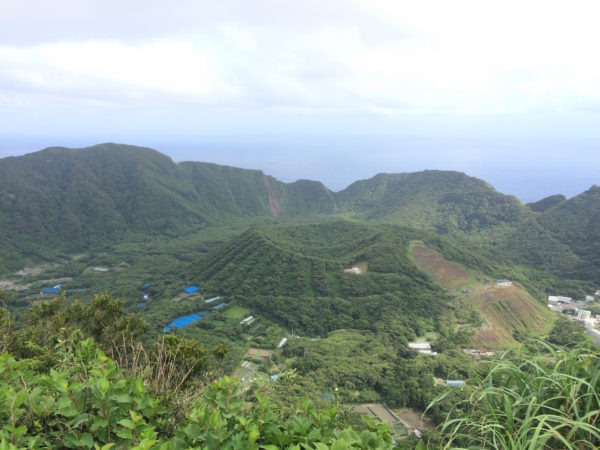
[1,0,599,201]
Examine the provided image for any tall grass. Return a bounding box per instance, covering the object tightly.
[429,340,600,449]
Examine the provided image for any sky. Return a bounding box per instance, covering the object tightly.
[1,0,599,201]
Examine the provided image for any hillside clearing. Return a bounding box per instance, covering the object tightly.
[223,305,250,320]
[410,241,554,349]
[394,408,435,431]
[466,285,553,349]
[409,241,473,290]
[352,404,408,440]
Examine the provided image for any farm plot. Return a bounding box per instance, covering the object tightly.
[410,241,473,290]
[223,305,250,320]
[352,403,408,439]
[245,348,273,362]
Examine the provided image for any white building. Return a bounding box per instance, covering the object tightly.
[408,341,437,355]
[496,279,512,287]
[408,342,431,350]
[577,310,592,320]
[240,316,255,325]
[548,295,572,304]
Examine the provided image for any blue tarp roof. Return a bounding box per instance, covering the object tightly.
[141,291,148,296]
[321,393,334,400]
[42,287,60,294]
[183,285,199,294]
[143,282,151,288]
[212,303,226,310]
[163,311,210,332]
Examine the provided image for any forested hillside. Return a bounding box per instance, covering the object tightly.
[0,144,336,270]
[2,143,599,286]
[536,186,600,276]
[336,171,529,232]
[193,222,448,336]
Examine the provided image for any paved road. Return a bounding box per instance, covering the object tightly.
[583,320,600,346]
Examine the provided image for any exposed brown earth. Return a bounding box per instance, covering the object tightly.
[263,175,282,217]
[410,241,472,289]
[245,348,273,361]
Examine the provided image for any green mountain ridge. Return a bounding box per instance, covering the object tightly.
[537,185,600,275]
[336,171,528,232]
[1,143,599,284]
[527,193,567,212]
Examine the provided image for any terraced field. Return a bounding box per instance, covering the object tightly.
[410,241,554,349]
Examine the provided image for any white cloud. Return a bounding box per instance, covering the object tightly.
[1,0,600,118]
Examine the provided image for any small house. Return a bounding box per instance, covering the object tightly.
[240,316,255,326]
[446,380,466,388]
[548,295,572,304]
[41,287,60,295]
[577,310,592,320]
[408,341,437,355]
[496,279,512,287]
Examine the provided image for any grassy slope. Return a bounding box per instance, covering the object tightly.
[409,241,554,349]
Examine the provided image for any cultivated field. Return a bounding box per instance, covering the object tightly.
[352,404,408,439]
[468,285,553,348]
[223,305,250,320]
[409,241,553,349]
[245,348,273,361]
[409,241,473,290]
[395,408,435,431]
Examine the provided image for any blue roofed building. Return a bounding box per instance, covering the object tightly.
[42,287,60,295]
[183,285,199,294]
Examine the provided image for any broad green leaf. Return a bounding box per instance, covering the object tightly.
[118,418,135,430]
